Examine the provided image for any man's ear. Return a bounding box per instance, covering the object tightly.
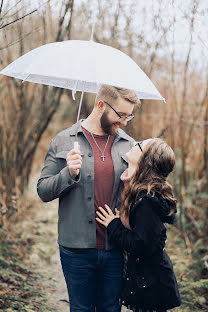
[97,100,105,113]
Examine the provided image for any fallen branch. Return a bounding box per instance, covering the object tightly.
[60,298,70,303]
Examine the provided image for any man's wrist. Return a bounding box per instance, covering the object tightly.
[73,174,80,181]
[69,171,80,183]
[69,169,78,180]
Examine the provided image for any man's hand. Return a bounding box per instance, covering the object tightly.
[96,204,120,228]
[66,146,82,179]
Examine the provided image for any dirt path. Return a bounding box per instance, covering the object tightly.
[25,175,69,312]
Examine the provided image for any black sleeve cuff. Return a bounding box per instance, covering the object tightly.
[107,218,125,239]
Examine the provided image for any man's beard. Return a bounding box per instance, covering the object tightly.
[100,111,120,135]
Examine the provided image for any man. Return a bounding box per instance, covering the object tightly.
[37,84,140,312]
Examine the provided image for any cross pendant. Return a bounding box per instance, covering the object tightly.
[101,155,105,161]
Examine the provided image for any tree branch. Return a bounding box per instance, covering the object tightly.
[0,0,4,16]
[0,8,37,29]
[0,26,43,50]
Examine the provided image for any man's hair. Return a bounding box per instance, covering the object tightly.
[95,84,140,106]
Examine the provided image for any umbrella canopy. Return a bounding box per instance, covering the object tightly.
[0,40,164,101]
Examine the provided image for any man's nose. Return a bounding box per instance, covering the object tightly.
[120,118,128,126]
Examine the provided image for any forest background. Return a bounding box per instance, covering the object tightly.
[0,0,208,311]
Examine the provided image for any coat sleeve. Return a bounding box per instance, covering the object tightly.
[37,138,80,202]
[107,198,165,257]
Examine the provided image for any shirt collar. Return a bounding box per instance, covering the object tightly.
[70,119,130,141]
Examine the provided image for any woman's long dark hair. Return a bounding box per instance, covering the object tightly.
[120,138,177,217]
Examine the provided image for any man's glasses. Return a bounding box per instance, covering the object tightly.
[104,101,134,122]
[135,141,143,152]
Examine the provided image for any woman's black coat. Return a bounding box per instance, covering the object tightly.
[107,191,181,311]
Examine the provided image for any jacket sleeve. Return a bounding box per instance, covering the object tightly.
[37,138,80,202]
[107,198,165,257]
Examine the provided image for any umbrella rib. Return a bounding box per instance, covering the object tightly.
[75,90,84,141]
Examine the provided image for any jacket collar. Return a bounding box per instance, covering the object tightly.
[69,119,85,136]
[69,119,130,141]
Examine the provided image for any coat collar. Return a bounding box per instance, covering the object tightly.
[69,119,130,141]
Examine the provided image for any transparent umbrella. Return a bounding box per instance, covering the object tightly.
[0,39,165,149]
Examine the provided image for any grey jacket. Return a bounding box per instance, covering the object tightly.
[37,120,134,249]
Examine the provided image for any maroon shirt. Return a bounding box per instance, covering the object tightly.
[82,126,115,249]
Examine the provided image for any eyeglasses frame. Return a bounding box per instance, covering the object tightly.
[103,101,134,122]
[135,141,143,152]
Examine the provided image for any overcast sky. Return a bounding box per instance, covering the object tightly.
[4,0,208,70]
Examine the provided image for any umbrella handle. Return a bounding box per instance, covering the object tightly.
[74,90,84,153]
[74,141,79,152]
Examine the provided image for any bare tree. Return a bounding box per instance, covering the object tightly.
[0,0,74,224]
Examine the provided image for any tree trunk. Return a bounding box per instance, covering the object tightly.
[0,0,74,224]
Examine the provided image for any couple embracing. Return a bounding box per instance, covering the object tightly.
[37,85,181,312]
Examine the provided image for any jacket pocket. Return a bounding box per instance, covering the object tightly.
[135,272,157,289]
[56,151,68,159]
[55,151,68,171]
[56,151,85,159]
[135,260,159,289]
[55,151,84,171]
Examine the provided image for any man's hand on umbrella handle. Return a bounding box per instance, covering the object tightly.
[66,146,82,179]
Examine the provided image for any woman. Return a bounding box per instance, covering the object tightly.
[96,138,181,312]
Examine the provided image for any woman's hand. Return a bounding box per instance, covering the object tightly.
[96,205,120,228]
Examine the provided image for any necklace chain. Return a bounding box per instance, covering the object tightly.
[90,132,110,161]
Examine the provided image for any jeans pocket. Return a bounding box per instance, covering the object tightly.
[59,245,82,255]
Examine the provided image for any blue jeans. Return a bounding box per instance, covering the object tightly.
[59,246,124,312]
